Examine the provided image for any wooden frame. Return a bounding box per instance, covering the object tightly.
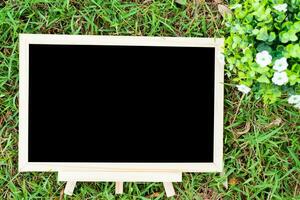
[19,34,224,173]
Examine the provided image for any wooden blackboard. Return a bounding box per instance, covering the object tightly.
[19,35,224,172]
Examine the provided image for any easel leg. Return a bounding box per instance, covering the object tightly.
[115,182,123,194]
[163,182,175,197]
[64,181,77,195]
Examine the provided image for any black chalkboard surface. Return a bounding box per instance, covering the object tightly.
[28,44,214,163]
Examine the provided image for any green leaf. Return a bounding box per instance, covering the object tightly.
[259,85,282,104]
[296,12,300,20]
[247,70,256,78]
[255,66,270,74]
[257,75,270,83]
[275,13,286,23]
[287,69,300,85]
[279,32,290,43]
[283,21,294,29]
[238,71,246,78]
[268,32,276,42]
[288,31,298,42]
[288,74,300,85]
[235,8,247,19]
[244,48,253,62]
[245,14,253,23]
[291,63,300,73]
[232,77,241,82]
[254,7,271,22]
[252,29,259,35]
[232,35,242,49]
[285,44,300,59]
[293,21,300,31]
[245,24,254,33]
[240,79,253,86]
[257,43,272,53]
[256,27,269,41]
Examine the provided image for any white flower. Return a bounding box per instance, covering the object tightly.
[274,4,288,12]
[237,84,251,94]
[256,51,272,67]
[288,95,300,104]
[231,4,242,9]
[294,103,300,109]
[272,71,289,85]
[273,57,288,72]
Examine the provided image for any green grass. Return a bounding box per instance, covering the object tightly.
[0,0,299,199]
